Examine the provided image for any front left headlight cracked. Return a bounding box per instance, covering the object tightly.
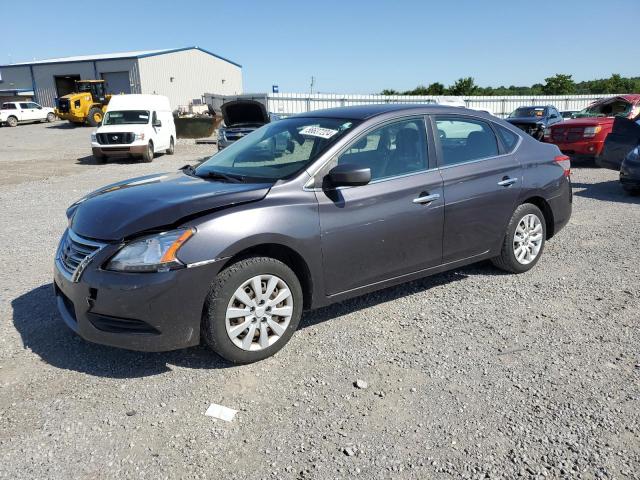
[106,228,195,273]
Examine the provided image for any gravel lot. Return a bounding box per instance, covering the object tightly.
[0,121,638,479]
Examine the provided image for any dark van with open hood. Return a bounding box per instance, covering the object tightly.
[217,99,279,149]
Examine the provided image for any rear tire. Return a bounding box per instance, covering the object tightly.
[141,141,154,162]
[167,136,175,155]
[202,256,303,364]
[492,203,546,273]
[86,108,103,127]
[7,116,18,127]
[46,112,56,122]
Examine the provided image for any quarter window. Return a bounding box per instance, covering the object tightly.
[435,117,499,166]
[496,125,519,153]
[2,103,16,110]
[336,118,428,181]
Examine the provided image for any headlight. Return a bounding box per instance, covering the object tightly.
[583,126,602,138]
[106,228,195,272]
[91,133,97,142]
[134,133,145,141]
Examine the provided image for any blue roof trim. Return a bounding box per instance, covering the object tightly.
[0,47,241,69]
[136,46,242,68]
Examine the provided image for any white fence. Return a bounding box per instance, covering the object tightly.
[266,93,614,118]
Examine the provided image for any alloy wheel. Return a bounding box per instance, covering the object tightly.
[513,213,543,265]
[225,274,294,351]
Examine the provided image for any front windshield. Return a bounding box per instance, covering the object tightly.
[509,107,546,118]
[103,110,150,125]
[196,117,359,181]
[574,99,633,119]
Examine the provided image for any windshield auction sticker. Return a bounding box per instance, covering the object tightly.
[299,126,339,139]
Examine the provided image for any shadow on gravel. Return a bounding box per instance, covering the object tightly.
[572,180,640,204]
[13,263,498,378]
[299,262,499,330]
[45,123,84,130]
[11,284,234,379]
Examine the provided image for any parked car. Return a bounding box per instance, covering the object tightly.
[217,99,280,149]
[55,104,572,363]
[543,95,640,161]
[506,105,562,140]
[595,116,640,194]
[0,101,56,127]
[91,94,176,162]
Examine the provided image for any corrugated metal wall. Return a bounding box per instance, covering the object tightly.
[31,62,95,108]
[0,65,32,92]
[138,49,242,109]
[267,93,615,117]
[95,59,140,94]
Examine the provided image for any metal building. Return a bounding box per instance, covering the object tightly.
[0,46,242,109]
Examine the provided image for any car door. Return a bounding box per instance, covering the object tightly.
[18,102,33,121]
[28,102,46,120]
[314,116,444,295]
[433,115,522,263]
[151,111,167,149]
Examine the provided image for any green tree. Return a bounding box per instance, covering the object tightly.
[381,89,399,95]
[543,74,575,94]
[448,77,478,96]
[426,82,446,95]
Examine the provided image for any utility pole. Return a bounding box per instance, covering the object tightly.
[310,76,315,95]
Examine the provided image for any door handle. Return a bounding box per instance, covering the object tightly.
[413,193,440,204]
[498,177,518,187]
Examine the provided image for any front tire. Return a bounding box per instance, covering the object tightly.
[141,141,154,162]
[492,203,546,273]
[46,112,56,122]
[202,257,303,364]
[86,108,103,127]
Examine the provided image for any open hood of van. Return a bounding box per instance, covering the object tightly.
[68,171,271,241]
[221,100,269,127]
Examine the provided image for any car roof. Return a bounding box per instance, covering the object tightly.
[291,103,488,120]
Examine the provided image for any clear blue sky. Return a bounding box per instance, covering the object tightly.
[3,0,638,93]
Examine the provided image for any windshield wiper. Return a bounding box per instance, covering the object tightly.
[200,170,244,183]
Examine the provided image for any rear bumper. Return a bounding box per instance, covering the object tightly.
[548,177,573,237]
[53,256,225,352]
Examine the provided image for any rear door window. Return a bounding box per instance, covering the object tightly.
[435,117,499,166]
[19,103,31,109]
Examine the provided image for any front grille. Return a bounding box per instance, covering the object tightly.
[57,230,106,281]
[512,123,539,136]
[57,98,70,113]
[223,128,255,141]
[88,313,160,335]
[552,127,584,143]
[97,132,134,145]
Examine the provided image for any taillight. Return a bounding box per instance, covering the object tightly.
[583,126,602,138]
[554,155,571,177]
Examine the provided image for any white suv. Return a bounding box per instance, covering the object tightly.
[0,101,56,127]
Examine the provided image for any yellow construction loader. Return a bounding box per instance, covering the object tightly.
[55,80,111,126]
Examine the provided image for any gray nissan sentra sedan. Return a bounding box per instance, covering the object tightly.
[54,104,572,363]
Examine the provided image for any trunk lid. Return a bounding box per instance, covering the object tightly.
[221,100,269,127]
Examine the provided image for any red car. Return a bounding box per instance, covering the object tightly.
[543,94,640,161]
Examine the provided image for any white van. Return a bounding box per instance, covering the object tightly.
[91,94,176,162]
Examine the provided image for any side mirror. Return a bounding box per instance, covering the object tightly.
[327,163,371,187]
[154,120,162,127]
[38,106,43,110]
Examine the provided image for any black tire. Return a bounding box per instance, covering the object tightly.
[167,136,175,155]
[622,183,640,196]
[86,107,103,127]
[202,256,303,364]
[7,116,18,127]
[491,203,546,274]
[141,141,154,162]
[46,112,56,122]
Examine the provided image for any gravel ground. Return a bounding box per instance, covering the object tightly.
[0,122,639,479]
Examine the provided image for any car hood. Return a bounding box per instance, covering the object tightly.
[551,117,615,128]
[68,171,271,241]
[221,100,269,127]
[506,117,546,125]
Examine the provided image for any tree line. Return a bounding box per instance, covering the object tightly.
[381,74,640,97]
